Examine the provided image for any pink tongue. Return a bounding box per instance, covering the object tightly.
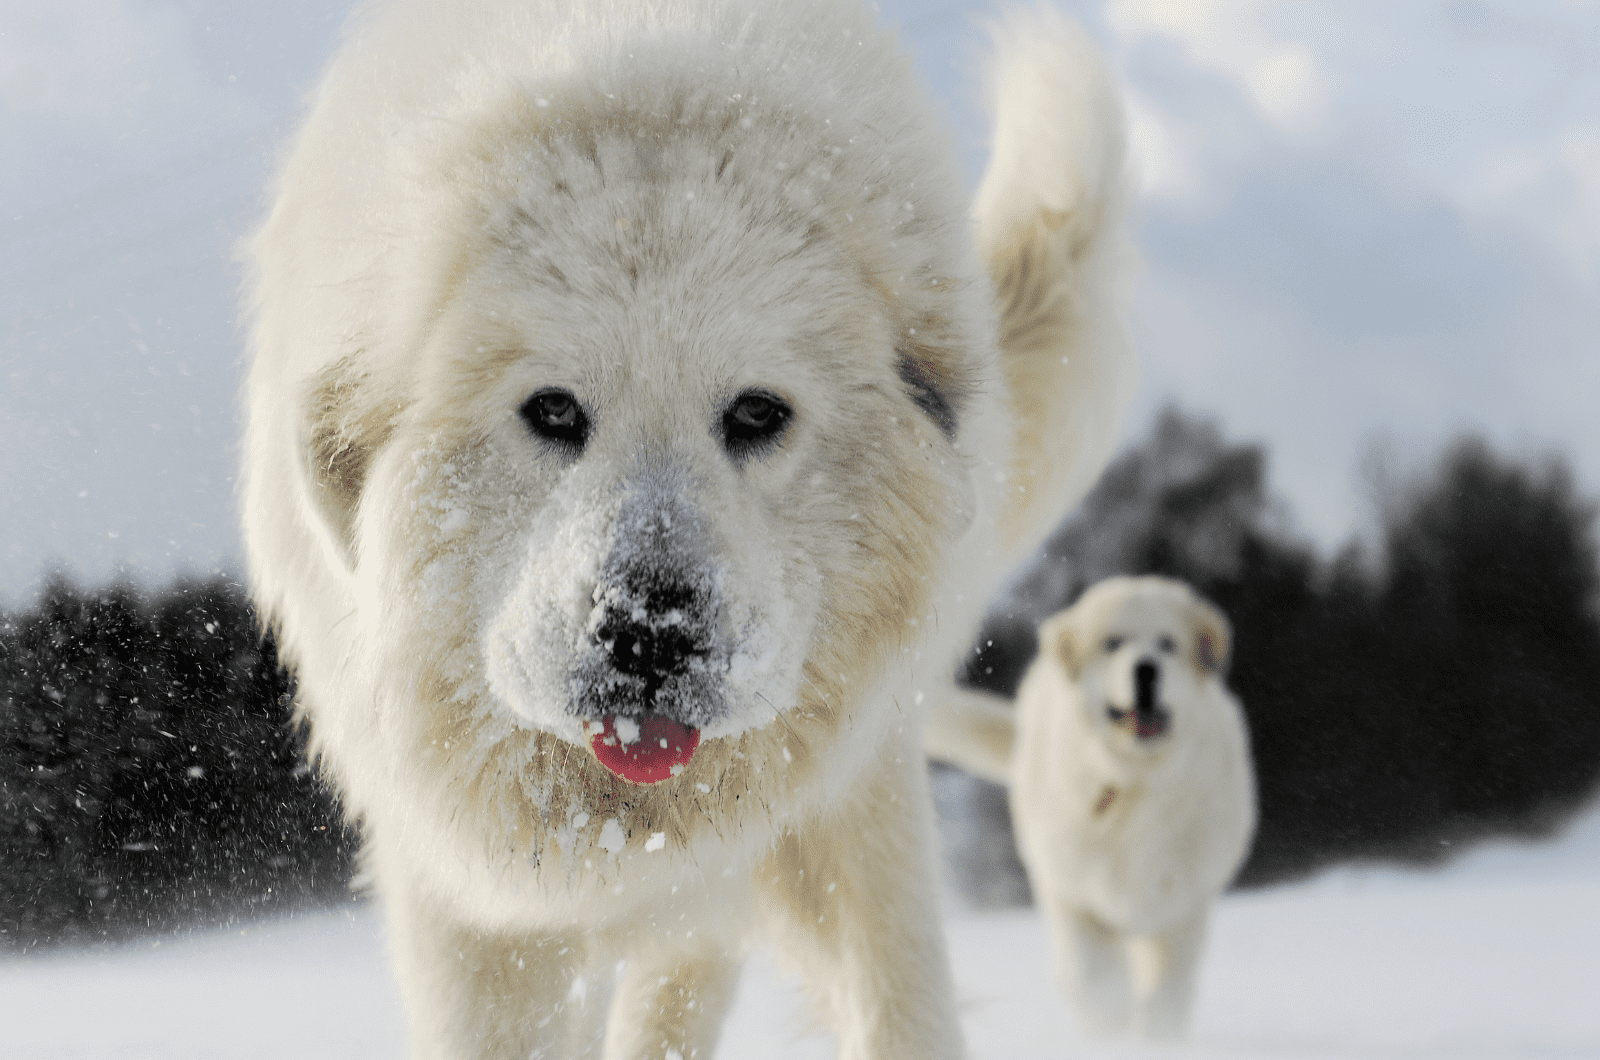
[588,715,699,785]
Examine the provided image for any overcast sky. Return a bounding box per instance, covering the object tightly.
[4,0,1598,604]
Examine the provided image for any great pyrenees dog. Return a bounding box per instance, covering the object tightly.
[931,576,1254,1039]
[243,1,1132,1057]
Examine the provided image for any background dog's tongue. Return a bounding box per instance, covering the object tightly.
[589,715,699,784]
[1135,714,1167,739]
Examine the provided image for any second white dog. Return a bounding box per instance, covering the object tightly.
[931,576,1255,1038]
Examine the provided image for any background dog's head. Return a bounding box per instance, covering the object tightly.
[1038,576,1231,755]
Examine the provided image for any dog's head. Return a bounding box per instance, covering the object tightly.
[286,72,992,813]
[1038,576,1231,755]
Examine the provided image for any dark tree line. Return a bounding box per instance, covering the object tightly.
[962,410,1600,889]
[4,410,1598,937]
[0,577,356,948]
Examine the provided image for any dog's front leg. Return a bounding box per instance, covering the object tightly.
[1127,908,1208,1039]
[755,744,966,1060]
[602,939,743,1060]
[1046,904,1133,1036]
[384,881,606,1060]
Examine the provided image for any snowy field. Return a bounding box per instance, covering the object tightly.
[4,808,1598,1060]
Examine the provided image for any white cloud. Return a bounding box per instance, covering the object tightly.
[1104,0,1330,135]
[1460,127,1600,278]
[1246,43,1322,128]
[1121,86,1204,204]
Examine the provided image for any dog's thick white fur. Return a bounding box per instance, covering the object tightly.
[957,577,1255,1039]
[243,2,1132,1057]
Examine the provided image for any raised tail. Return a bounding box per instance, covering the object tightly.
[976,9,1136,558]
[923,686,1017,786]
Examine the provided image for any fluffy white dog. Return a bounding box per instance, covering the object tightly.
[243,2,1133,1057]
[933,577,1255,1039]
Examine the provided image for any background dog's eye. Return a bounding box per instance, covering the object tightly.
[722,389,791,457]
[1104,636,1124,653]
[519,388,590,450]
[1158,635,1177,653]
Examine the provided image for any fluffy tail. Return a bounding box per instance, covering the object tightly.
[923,686,1017,786]
[928,14,1130,782]
[976,9,1135,557]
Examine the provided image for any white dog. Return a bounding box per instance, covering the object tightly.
[243,2,1133,1057]
[935,577,1255,1038]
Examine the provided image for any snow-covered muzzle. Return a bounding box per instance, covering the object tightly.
[485,477,812,783]
[573,495,729,729]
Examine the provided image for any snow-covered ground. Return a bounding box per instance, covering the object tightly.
[4,808,1598,1060]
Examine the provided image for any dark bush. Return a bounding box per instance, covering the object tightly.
[0,576,356,948]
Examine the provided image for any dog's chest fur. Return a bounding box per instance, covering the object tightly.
[1012,669,1254,933]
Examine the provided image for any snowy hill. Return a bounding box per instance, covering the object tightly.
[4,805,1597,1060]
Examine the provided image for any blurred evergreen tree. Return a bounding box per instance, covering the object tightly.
[1374,441,1600,830]
[0,580,147,941]
[0,576,355,948]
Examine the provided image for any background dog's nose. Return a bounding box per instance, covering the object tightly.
[1135,659,1160,710]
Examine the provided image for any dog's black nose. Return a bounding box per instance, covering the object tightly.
[1134,659,1160,712]
[592,582,707,680]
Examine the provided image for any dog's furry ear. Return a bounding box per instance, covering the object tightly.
[301,359,394,570]
[1188,594,1232,677]
[1038,610,1085,680]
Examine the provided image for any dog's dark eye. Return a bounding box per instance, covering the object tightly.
[721,389,791,458]
[519,388,590,451]
[1104,636,1124,653]
[1158,636,1177,653]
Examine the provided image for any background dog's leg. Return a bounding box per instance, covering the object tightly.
[602,942,742,1060]
[755,745,965,1060]
[1126,909,1208,1039]
[384,883,605,1059]
[1047,905,1133,1036]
